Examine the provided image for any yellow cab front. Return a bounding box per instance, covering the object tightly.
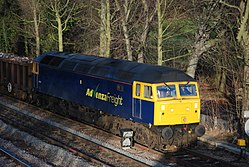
[154,81,200,125]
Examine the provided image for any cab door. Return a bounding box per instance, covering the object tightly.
[132,81,155,124]
[132,82,141,118]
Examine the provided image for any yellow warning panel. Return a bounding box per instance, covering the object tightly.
[237,139,246,147]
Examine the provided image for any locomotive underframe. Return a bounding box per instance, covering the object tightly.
[31,92,199,150]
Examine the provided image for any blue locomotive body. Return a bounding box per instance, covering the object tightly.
[33,52,154,125]
[30,51,205,149]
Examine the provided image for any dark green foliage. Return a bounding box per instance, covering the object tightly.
[0,0,22,53]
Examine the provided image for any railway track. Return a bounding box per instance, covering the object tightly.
[0,147,30,167]
[164,148,239,167]
[0,96,148,167]
[0,103,149,166]
[0,94,247,167]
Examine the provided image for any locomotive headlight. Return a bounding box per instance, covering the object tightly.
[194,103,198,109]
[170,108,174,112]
[161,105,165,110]
[186,107,190,111]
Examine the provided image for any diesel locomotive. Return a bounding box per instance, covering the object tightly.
[0,52,205,150]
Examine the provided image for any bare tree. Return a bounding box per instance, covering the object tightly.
[46,0,76,52]
[156,0,173,65]
[32,0,41,56]
[186,0,218,78]
[114,0,155,62]
[219,0,249,120]
[156,0,198,66]
[114,0,133,60]
[237,0,249,115]
[18,0,42,56]
[137,0,155,63]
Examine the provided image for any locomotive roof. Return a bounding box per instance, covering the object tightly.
[36,52,195,83]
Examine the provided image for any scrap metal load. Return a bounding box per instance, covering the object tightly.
[0,53,33,98]
[0,52,32,62]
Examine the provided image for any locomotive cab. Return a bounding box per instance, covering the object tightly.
[132,81,201,125]
[132,81,204,140]
[154,81,200,126]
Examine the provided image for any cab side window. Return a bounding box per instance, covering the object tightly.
[136,84,141,96]
[144,85,152,99]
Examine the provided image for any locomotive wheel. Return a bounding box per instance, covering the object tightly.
[133,126,158,148]
[35,95,42,107]
[162,127,174,140]
[7,82,12,93]
[61,100,69,116]
[195,125,205,137]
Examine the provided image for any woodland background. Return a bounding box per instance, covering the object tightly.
[1,0,249,136]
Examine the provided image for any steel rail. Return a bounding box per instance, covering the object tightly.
[0,147,31,167]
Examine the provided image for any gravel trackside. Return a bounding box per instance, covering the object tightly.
[0,120,95,167]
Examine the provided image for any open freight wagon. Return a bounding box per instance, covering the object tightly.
[0,55,33,99]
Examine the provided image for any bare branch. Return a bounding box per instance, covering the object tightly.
[219,0,242,13]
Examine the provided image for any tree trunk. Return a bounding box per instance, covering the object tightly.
[242,45,249,115]
[138,0,155,63]
[106,0,110,57]
[218,39,227,94]
[186,25,213,78]
[32,0,40,56]
[56,11,63,52]
[99,0,106,56]
[237,0,249,114]
[157,0,163,65]
[115,0,132,61]
[99,0,110,57]
[24,26,29,55]
[123,22,133,61]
